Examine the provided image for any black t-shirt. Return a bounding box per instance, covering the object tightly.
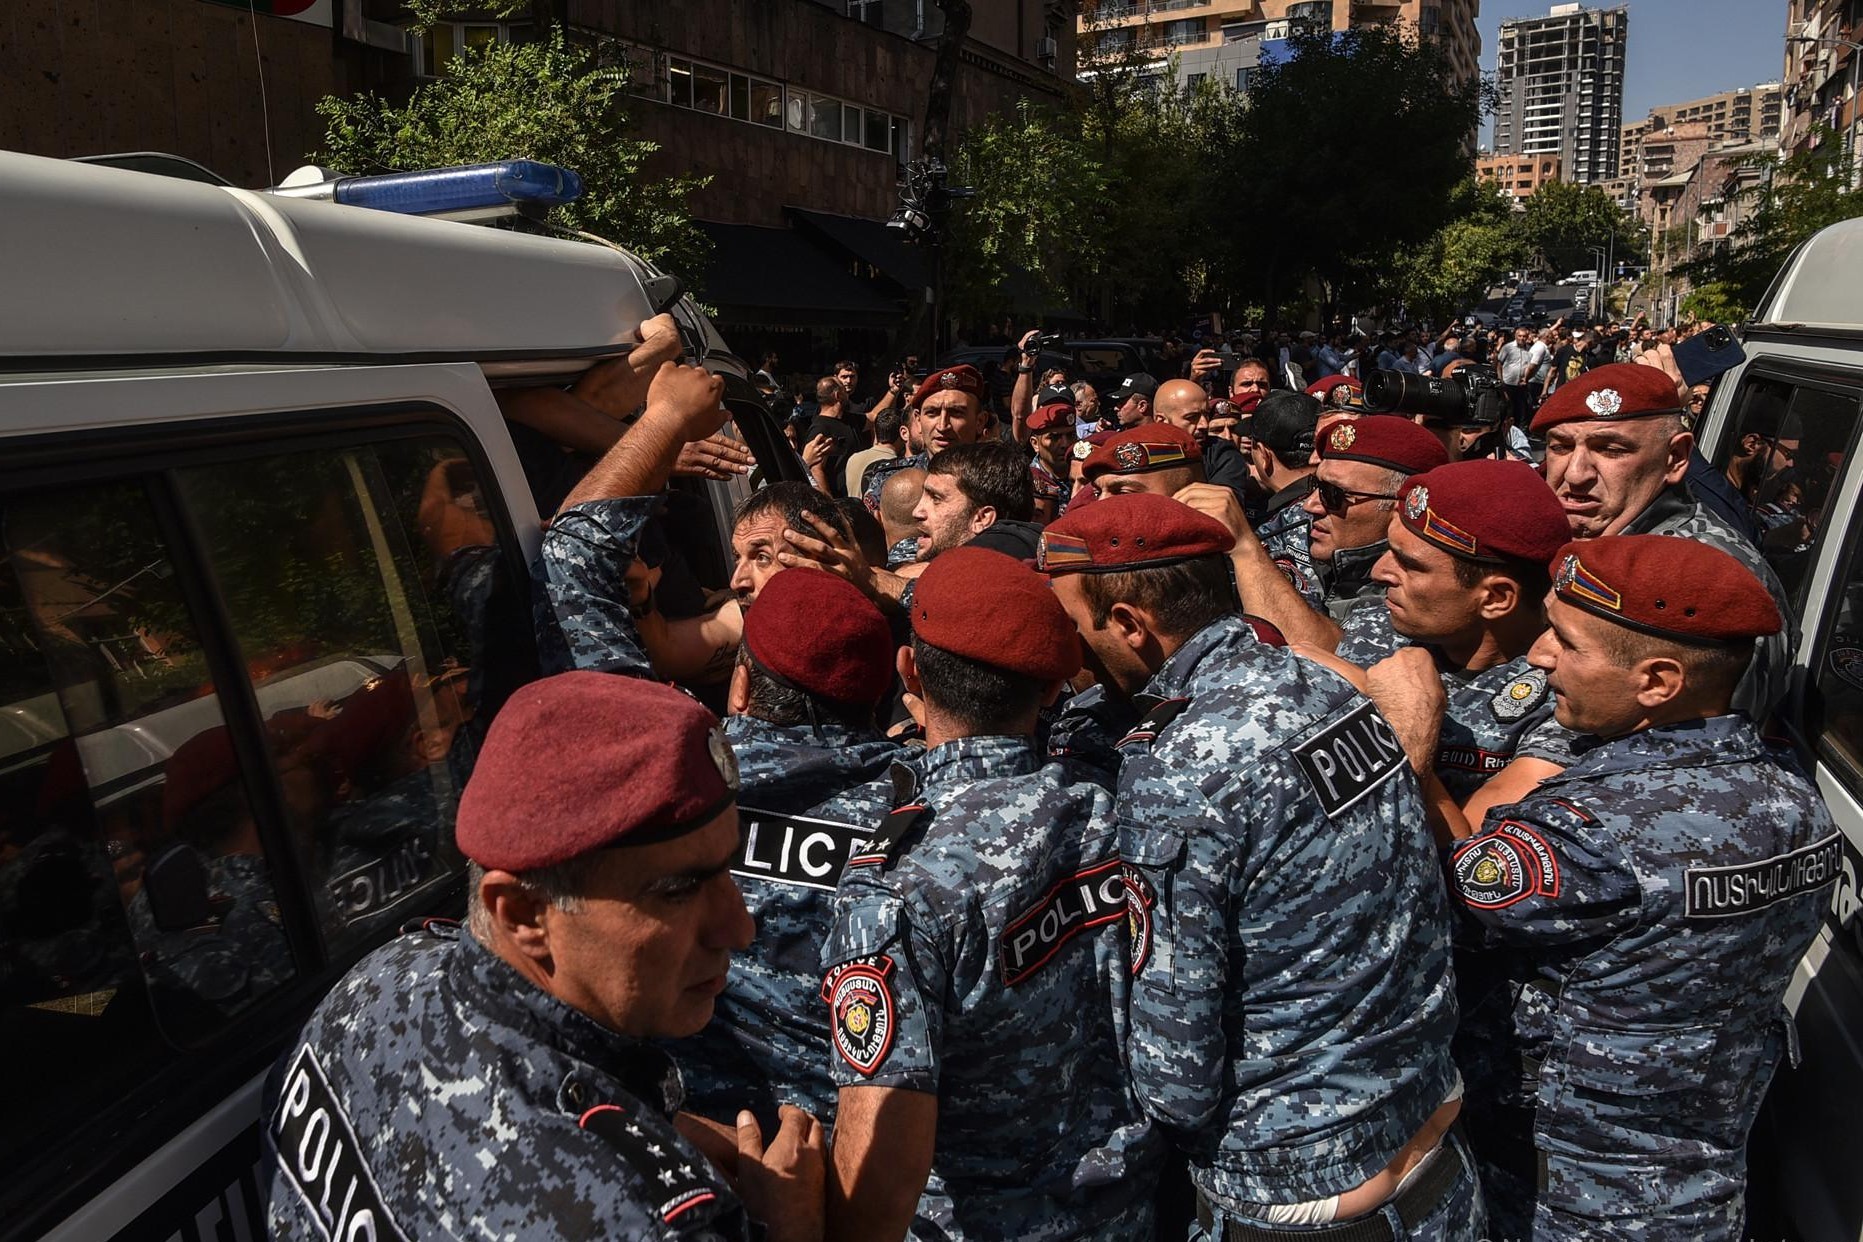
[805,414,862,497]
[1548,345,1586,390]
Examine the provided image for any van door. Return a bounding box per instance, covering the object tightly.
[1,370,542,1242]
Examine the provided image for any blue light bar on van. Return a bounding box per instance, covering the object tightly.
[266,161,583,222]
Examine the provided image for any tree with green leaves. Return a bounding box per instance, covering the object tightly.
[316,26,710,280]
[1376,177,1532,323]
[1514,178,1644,279]
[1221,25,1487,321]
[1677,127,1863,317]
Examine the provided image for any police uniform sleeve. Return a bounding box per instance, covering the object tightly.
[1120,779,1236,1136]
[1446,797,1641,942]
[820,868,947,1093]
[1513,712,1582,769]
[535,496,656,677]
[1333,598,1407,666]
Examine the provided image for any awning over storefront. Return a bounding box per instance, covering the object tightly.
[698,221,904,328]
[786,207,930,293]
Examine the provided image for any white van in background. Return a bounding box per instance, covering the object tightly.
[0,149,794,1242]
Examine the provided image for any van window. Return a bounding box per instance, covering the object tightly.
[1714,373,1863,621]
[175,436,522,952]
[0,481,294,1177]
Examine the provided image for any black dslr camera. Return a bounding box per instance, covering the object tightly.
[1031,333,1066,351]
[1363,364,1508,427]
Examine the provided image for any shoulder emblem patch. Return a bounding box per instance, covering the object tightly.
[1685,833,1842,920]
[1452,820,1562,909]
[821,955,896,1076]
[1289,700,1408,817]
[1123,866,1156,977]
[847,803,928,870]
[576,1102,720,1227]
[1830,646,1863,691]
[1491,668,1549,721]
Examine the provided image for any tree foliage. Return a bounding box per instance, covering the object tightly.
[1678,127,1863,316]
[1378,178,1532,323]
[315,29,710,280]
[1515,179,1644,276]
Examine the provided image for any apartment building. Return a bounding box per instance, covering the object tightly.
[1079,0,1481,96]
[1781,0,1863,161]
[1476,152,1562,203]
[1491,4,1629,184]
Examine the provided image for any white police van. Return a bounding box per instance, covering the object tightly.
[0,148,791,1241]
[1692,217,1863,1240]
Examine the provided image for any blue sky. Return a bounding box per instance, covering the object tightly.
[1477,0,1789,145]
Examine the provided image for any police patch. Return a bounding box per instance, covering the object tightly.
[1685,833,1841,919]
[1452,819,1561,909]
[1491,668,1548,721]
[1123,866,1155,977]
[270,1044,410,1242]
[708,727,739,792]
[822,955,896,1075]
[1329,423,1357,451]
[733,808,869,892]
[1830,646,1863,691]
[1288,700,1408,817]
[1000,858,1127,985]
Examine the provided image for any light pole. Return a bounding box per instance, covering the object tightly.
[1787,33,1863,182]
[1584,245,1607,320]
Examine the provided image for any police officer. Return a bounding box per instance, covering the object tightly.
[1531,361,1794,715]
[1248,390,1323,603]
[821,546,1158,1241]
[1301,417,1449,621]
[1080,423,1205,499]
[1036,494,1479,1241]
[1439,536,1836,1240]
[861,365,990,511]
[1330,458,1578,817]
[264,672,824,1241]
[1025,384,1078,524]
[672,567,903,1131]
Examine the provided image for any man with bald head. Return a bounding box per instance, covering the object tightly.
[1153,378,1250,506]
[879,468,927,568]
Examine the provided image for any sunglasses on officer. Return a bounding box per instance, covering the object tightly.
[1314,478,1399,515]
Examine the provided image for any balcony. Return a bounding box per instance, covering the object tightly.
[1090,0,1236,26]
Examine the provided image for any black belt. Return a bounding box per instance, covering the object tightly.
[1194,1138,1467,1242]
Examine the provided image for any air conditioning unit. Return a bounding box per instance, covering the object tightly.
[1037,35,1059,66]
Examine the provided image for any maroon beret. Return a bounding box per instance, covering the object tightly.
[162,727,239,827]
[1531,362,1684,433]
[1211,392,1259,421]
[1027,401,1075,433]
[1551,536,1781,643]
[910,365,985,408]
[457,672,738,870]
[1038,492,1235,575]
[744,567,895,706]
[1083,423,1200,480]
[1306,375,1368,411]
[912,546,1080,681]
[1319,416,1449,475]
[1398,460,1570,566]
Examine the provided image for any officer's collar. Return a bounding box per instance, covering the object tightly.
[1556,713,1761,783]
[1263,474,1316,516]
[1619,482,1697,536]
[448,930,682,1114]
[1322,538,1388,599]
[918,734,1040,785]
[1142,614,1250,702]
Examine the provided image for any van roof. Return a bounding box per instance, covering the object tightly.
[0,150,656,367]
[1753,216,1863,332]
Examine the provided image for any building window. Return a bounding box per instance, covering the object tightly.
[1236,66,1255,92]
[1287,1,1333,27]
[847,0,885,27]
[413,22,512,78]
[646,48,904,159]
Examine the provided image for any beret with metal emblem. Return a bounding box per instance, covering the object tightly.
[1319,415,1449,475]
[456,671,739,870]
[1082,423,1199,480]
[744,567,895,706]
[1306,375,1368,410]
[1212,391,1260,422]
[1037,492,1235,576]
[910,364,985,408]
[1550,535,1782,643]
[911,546,1081,682]
[1397,460,1570,566]
[1530,362,1685,433]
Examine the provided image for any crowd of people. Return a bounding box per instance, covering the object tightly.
[262,306,1837,1242]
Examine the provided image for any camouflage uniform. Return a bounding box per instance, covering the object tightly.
[1448,714,1836,1240]
[533,495,656,678]
[886,535,922,569]
[1622,484,1794,717]
[1254,480,1322,610]
[1111,615,1474,1234]
[670,714,902,1129]
[1030,456,1070,521]
[864,451,930,512]
[265,923,749,1240]
[821,736,1158,1241]
[1332,603,1580,802]
[1315,538,1389,621]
